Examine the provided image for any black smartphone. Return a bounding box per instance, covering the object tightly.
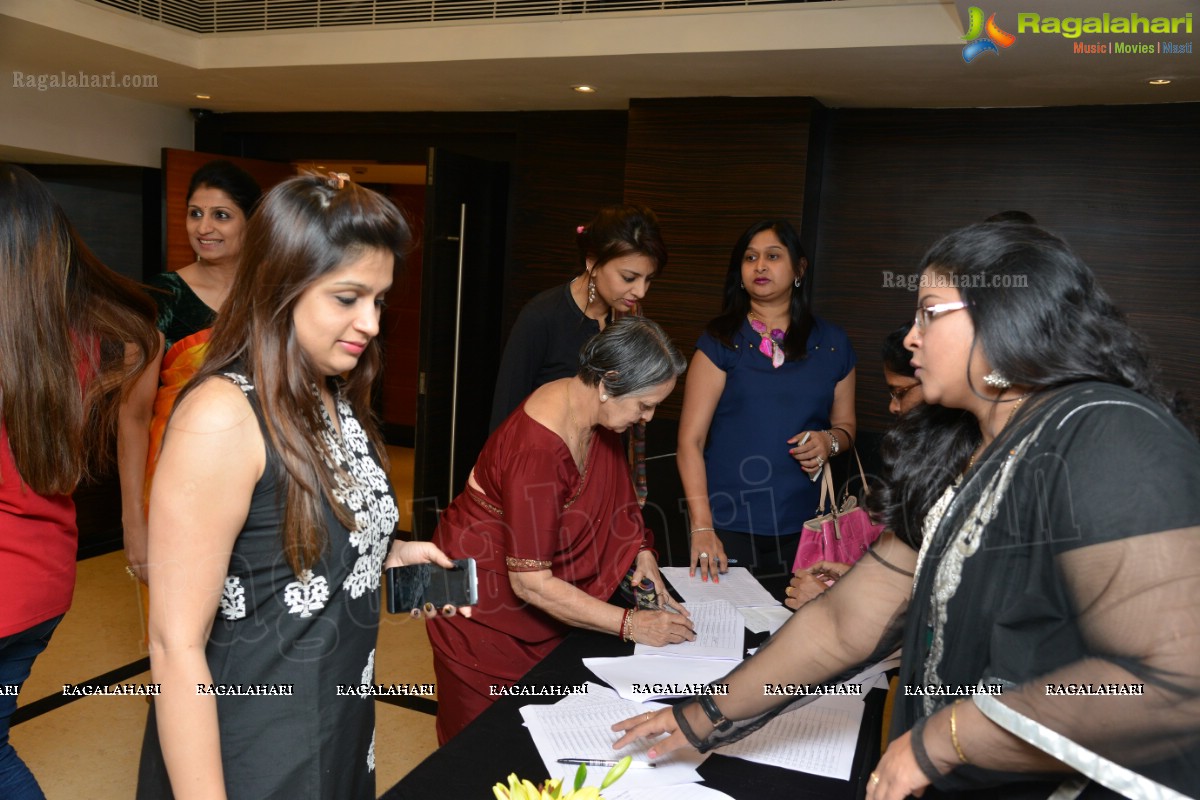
[385,559,478,614]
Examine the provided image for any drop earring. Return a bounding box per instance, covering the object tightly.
[588,279,596,305]
[983,370,1012,389]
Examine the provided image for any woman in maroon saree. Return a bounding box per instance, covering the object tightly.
[428,317,695,743]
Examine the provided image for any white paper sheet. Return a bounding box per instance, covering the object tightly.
[721,694,865,780]
[634,600,743,661]
[519,690,708,789]
[736,605,793,634]
[661,566,780,608]
[583,654,737,701]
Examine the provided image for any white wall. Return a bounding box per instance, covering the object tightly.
[0,62,193,167]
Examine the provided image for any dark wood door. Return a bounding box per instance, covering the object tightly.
[412,149,509,539]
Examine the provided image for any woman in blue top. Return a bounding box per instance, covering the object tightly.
[677,219,857,580]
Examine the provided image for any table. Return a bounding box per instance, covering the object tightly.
[384,597,886,799]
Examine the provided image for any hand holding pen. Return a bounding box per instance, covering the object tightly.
[787,430,826,480]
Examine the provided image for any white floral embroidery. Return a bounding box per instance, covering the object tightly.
[367,728,375,772]
[221,372,254,394]
[316,393,399,600]
[283,570,329,618]
[219,576,246,620]
[360,648,375,692]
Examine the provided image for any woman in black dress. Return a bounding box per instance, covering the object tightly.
[137,174,458,799]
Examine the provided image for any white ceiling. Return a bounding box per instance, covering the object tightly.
[1,0,1196,157]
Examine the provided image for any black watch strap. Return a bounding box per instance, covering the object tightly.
[698,694,732,732]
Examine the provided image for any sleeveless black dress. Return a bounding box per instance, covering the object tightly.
[137,370,399,799]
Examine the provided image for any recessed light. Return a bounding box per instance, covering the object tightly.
[572,85,596,94]
[1148,79,1171,86]
[194,93,212,99]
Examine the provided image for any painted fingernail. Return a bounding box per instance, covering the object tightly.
[423,602,436,615]
[410,608,422,619]
[441,604,456,616]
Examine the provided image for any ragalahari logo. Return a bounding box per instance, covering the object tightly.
[962,7,1017,62]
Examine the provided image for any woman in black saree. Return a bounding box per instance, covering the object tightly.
[613,222,1200,799]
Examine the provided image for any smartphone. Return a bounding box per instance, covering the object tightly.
[386,559,477,614]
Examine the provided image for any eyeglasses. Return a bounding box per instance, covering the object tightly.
[888,383,920,402]
[914,301,969,332]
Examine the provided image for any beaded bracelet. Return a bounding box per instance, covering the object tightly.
[950,700,969,764]
[620,609,637,643]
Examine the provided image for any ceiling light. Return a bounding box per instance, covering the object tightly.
[1147,79,1171,86]
[194,93,212,99]
[572,85,596,94]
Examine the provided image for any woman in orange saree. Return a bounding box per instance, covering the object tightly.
[118,161,261,583]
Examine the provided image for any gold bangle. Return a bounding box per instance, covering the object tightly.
[950,700,969,764]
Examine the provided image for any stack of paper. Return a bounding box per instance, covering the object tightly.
[519,683,708,790]
[515,570,898,792]
[633,600,743,661]
[659,567,779,608]
[658,567,793,634]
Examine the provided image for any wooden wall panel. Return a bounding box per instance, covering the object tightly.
[623,97,818,421]
[504,111,629,334]
[814,104,1200,434]
[380,183,425,430]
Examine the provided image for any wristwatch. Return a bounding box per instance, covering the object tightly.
[826,429,840,456]
[698,694,732,732]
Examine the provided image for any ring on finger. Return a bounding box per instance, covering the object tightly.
[699,552,709,559]
[870,772,880,785]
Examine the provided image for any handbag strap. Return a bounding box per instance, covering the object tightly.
[820,464,838,518]
[835,446,872,506]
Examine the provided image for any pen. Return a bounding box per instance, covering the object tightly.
[557,758,656,768]
[797,431,822,482]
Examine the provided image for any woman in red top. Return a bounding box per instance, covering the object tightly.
[0,164,157,798]
[428,316,696,743]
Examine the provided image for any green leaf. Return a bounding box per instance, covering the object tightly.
[572,763,587,792]
[599,756,632,790]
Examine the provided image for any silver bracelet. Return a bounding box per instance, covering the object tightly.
[825,429,839,456]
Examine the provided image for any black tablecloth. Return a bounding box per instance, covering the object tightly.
[384,581,885,800]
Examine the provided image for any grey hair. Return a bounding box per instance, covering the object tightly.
[577,316,687,396]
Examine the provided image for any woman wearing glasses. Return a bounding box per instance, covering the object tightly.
[677,219,857,580]
[615,221,1200,799]
[882,322,923,417]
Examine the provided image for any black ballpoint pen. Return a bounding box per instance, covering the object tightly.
[556,758,655,768]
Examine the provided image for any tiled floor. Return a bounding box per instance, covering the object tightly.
[10,447,439,798]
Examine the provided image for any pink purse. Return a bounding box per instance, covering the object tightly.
[793,449,885,572]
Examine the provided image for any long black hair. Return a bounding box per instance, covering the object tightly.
[705,219,813,360]
[869,222,1187,547]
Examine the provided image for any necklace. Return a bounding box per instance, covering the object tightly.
[747,311,786,368]
[964,393,1029,475]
